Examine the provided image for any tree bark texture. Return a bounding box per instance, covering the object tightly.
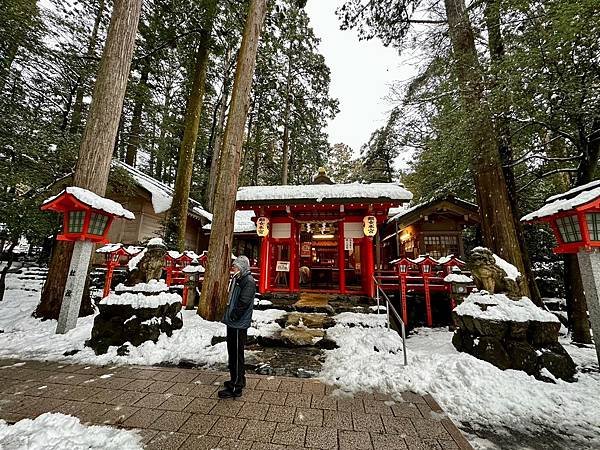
[166,0,217,251]
[483,0,541,305]
[0,242,17,302]
[280,43,293,185]
[443,0,531,299]
[125,61,150,166]
[36,0,143,320]
[207,54,233,211]
[69,0,106,134]
[199,0,268,321]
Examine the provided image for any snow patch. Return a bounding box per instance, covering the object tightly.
[237,182,412,203]
[454,292,559,323]
[115,280,169,293]
[100,292,182,309]
[0,413,142,449]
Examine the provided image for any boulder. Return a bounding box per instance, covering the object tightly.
[452,291,576,381]
[527,321,560,346]
[86,285,183,355]
[285,312,335,329]
[538,343,577,381]
[451,329,475,354]
[280,327,324,346]
[505,340,539,375]
[472,317,509,338]
[473,337,511,370]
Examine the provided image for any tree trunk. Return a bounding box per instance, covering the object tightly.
[443,0,531,298]
[165,0,217,251]
[484,0,542,305]
[0,242,17,302]
[207,59,233,211]
[69,0,106,134]
[35,0,143,320]
[125,61,150,166]
[199,0,268,321]
[251,102,263,186]
[280,44,293,185]
[240,97,257,185]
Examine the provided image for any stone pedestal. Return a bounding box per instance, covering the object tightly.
[577,250,600,364]
[452,294,576,381]
[86,281,183,355]
[56,240,95,334]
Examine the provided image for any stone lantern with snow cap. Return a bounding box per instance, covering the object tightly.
[41,187,134,334]
[182,259,205,309]
[522,179,600,363]
[443,267,473,309]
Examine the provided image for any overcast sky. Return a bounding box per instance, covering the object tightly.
[305,0,416,156]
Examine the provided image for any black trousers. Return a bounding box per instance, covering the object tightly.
[226,326,247,390]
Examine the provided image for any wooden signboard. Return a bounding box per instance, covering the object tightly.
[276,261,290,272]
[301,242,311,258]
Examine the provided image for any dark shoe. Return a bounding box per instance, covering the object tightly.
[224,378,246,390]
[218,388,242,399]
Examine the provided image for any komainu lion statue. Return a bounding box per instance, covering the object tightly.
[467,247,524,299]
[126,239,167,285]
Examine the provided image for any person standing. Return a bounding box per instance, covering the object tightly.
[218,255,256,398]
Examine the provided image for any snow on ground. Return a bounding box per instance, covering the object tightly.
[0,413,141,450]
[320,317,600,449]
[0,274,281,368]
[2,272,599,448]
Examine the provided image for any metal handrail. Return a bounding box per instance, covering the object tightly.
[373,275,408,366]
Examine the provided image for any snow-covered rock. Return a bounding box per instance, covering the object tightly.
[0,413,142,450]
[452,292,575,380]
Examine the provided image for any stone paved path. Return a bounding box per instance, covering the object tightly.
[0,358,473,450]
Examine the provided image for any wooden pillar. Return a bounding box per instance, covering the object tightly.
[338,222,346,294]
[423,274,433,327]
[364,237,375,297]
[258,235,269,293]
[103,263,114,298]
[290,221,298,292]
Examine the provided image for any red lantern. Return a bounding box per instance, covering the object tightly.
[523,180,600,363]
[522,181,600,254]
[41,187,134,244]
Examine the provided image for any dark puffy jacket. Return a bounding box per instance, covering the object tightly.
[222,270,256,329]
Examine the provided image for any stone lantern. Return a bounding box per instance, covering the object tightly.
[182,259,205,309]
[443,267,473,309]
[41,187,134,334]
[522,179,600,362]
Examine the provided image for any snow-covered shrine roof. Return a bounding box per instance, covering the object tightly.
[522,179,600,221]
[388,194,478,224]
[115,161,211,221]
[236,183,413,206]
[203,210,256,234]
[43,186,135,220]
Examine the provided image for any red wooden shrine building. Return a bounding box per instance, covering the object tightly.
[236,169,413,297]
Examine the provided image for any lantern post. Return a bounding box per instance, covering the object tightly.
[392,257,412,326]
[182,260,205,309]
[522,181,600,362]
[41,187,134,334]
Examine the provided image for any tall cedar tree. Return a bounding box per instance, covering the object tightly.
[165,0,218,250]
[340,0,535,301]
[35,0,143,319]
[199,0,268,320]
